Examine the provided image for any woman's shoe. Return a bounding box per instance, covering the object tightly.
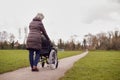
[31,68,39,72]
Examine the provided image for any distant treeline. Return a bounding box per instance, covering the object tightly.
[56,29,120,50]
[0,29,120,50]
[84,30,120,50]
[0,31,25,49]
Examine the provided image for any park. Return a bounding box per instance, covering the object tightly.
[0,0,120,80]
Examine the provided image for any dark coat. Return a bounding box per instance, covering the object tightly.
[26,17,50,50]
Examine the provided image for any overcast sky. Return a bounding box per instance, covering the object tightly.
[0,0,120,43]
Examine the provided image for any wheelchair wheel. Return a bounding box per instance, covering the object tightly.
[49,49,58,69]
[42,62,45,68]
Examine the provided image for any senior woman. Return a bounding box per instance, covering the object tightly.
[26,13,50,71]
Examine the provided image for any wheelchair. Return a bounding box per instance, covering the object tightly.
[39,35,58,69]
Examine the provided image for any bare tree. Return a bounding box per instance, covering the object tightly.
[18,27,21,39]
[84,33,93,46]
[83,38,87,49]
[0,31,8,49]
[1,31,8,42]
[9,33,15,43]
[9,33,15,48]
[23,27,28,44]
[57,38,64,49]
[76,41,81,50]
[112,30,120,50]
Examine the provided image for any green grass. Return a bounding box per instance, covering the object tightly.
[60,50,120,80]
[0,50,82,74]
[0,50,29,74]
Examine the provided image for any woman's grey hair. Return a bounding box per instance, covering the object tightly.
[35,13,44,20]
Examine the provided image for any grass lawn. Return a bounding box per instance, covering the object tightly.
[0,50,29,74]
[60,50,120,80]
[0,50,82,74]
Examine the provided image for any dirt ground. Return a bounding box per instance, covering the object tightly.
[0,51,88,80]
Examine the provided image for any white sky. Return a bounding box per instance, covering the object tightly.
[0,0,120,43]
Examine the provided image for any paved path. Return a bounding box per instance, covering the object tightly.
[0,51,88,80]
